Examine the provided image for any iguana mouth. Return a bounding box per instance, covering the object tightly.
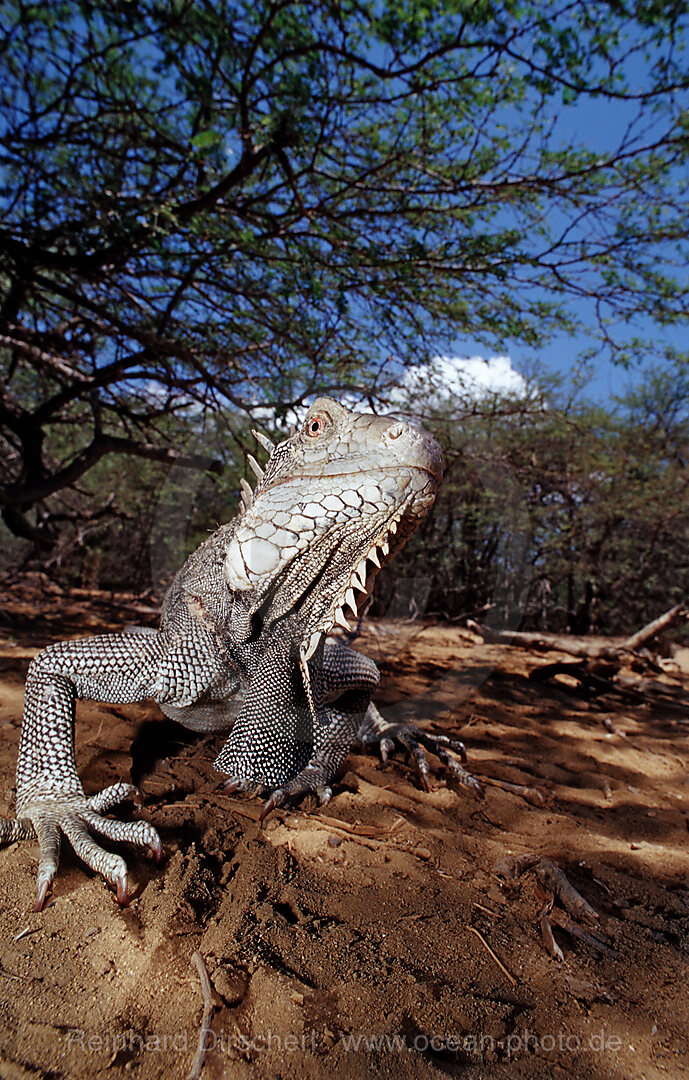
[269,461,442,488]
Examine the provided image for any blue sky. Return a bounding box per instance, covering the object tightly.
[444,43,688,406]
[442,318,687,406]
[446,308,687,406]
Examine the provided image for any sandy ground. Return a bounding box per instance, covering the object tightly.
[0,582,687,1080]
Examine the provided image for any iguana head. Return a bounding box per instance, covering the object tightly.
[225,397,442,656]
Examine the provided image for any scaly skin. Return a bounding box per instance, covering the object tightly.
[2,397,479,909]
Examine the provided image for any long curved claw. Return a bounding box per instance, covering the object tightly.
[34,818,61,911]
[222,777,262,797]
[260,791,283,822]
[223,776,281,818]
[259,774,332,822]
[447,738,468,763]
[114,870,128,906]
[398,733,432,791]
[148,835,164,864]
[379,737,395,764]
[35,877,51,913]
[415,755,432,792]
[448,765,484,799]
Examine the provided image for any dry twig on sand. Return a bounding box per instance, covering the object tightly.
[188,952,216,1080]
[467,926,517,986]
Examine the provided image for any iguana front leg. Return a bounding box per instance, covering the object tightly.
[321,646,483,799]
[218,641,483,813]
[217,641,380,813]
[1,625,227,909]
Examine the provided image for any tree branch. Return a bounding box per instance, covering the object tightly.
[2,435,222,509]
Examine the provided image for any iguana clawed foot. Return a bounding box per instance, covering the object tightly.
[359,705,484,799]
[223,762,334,821]
[1,783,163,910]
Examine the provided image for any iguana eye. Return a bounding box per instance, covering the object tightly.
[306,416,326,437]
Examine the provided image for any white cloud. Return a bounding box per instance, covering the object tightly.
[396,354,527,407]
[246,354,527,433]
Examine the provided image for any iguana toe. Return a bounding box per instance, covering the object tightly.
[9,788,161,908]
[222,777,262,796]
[85,782,142,814]
[35,877,50,913]
[0,818,36,843]
[33,815,61,909]
[259,774,333,821]
[114,869,129,906]
[360,707,484,799]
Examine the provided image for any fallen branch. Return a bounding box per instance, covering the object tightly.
[538,896,564,962]
[624,602,688,651]
[529,659,617,689]
[548,911,616,958]
[494,856,610,960]
[536,859,600,924]
[481,776,546,807]
[527,659,646,700]
[468,602,688,663]
[493,853,540,879]
[466,621,623,659]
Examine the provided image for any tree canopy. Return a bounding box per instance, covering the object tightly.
[1,0,688,550]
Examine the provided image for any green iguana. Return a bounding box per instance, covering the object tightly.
[1,398,481,910]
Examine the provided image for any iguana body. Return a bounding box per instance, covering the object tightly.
[1,398,479,910]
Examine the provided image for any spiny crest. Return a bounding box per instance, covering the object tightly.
[238,428,275,513]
